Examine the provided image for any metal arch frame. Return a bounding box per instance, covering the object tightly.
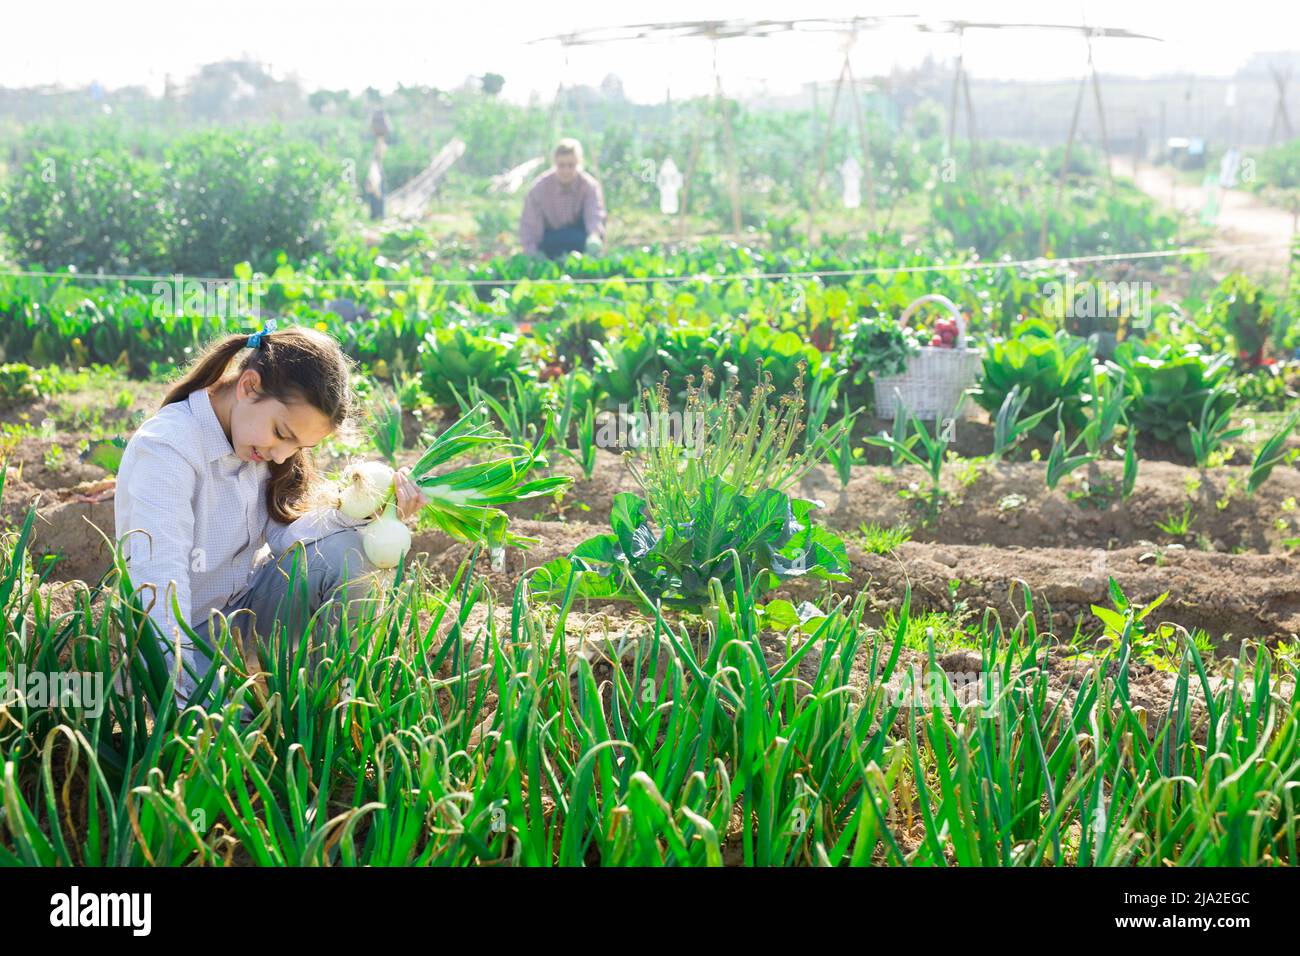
[526,17,1163,244]
[530,17,922,239]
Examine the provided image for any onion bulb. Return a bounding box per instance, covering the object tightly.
[360,501,411,569]
[339,461,394,519]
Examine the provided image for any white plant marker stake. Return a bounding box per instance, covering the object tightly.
[656,157,683,215]
[839,155,862,209]
[1219,146,1241,189]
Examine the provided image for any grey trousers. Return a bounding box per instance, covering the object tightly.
[181,528,385,710]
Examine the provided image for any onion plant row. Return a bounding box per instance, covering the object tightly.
[1,507,1297,866]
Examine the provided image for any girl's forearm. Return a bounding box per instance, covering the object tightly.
[264,506,368,559]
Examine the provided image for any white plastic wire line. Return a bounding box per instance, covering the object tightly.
[0,240,1291,290]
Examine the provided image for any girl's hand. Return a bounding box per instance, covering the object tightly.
[394,467,427,523]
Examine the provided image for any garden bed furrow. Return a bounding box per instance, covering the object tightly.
[410,520,1300,647]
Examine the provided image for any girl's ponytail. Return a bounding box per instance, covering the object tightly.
[161,334,250,407]
[161,324,356,522]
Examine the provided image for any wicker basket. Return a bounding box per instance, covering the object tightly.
[872,294,981,421]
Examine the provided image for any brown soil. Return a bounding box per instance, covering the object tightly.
[407,518,1300,647]
[507,450,1300,553]
[7,409,1297,786]
[10,434,1299,644]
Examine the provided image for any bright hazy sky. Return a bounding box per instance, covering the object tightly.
[4,1,1295,101]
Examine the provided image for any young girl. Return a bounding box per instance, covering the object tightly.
[114,321,424,708]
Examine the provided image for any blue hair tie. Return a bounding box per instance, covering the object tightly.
[246,318,278,349]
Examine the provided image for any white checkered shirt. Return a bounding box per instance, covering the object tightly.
[518,169,607,254]
[113,388,365,643]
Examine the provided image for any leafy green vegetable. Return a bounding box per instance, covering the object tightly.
[973,322,1093,439]
[409,405,571,548]
[1187,383,1248,467]
[531,481,849,609]
[79,436,127,476]
[591,327,662,406]
[419,326,526,405]
[1210,271,1275,362]
[1116,342,1234,455]
[1078,363,1131,455]
[533,367,849,610]
[865,403,954,517]
[725,325,826,399]
[1247,410,1300,496]
[838,311,922,396]
[991,385,1058,461]
[368,388,404,466]
[1045,418,1097,491]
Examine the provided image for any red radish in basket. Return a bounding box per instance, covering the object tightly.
[930,315,961,349]
[925,320,950,348]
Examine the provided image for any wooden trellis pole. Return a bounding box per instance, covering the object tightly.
[807,31,882,240]
[1040,29,1121,255]
[543,39,600,174]
[1267,65,1294,147]
[946,41,962,151]
[1041,63,1090,255]
[960,63,983,187]
[1086,34,1115,186]
[942,27,984,189]
[678,98,709,239]
[675,41,743,239]
[807,56,849,240]
[544,40,569,155]
[711,42,744,236]
[845,59,879,232]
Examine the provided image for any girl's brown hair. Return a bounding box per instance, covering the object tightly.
[162,324,355,522]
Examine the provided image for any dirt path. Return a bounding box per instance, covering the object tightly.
[1111,158,1296,276]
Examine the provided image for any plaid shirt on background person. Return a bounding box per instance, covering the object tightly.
[114,387,366,699]
[518,168,607,254]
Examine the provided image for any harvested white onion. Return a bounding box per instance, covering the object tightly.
[339,461,394,519]
[360,501,411,569]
